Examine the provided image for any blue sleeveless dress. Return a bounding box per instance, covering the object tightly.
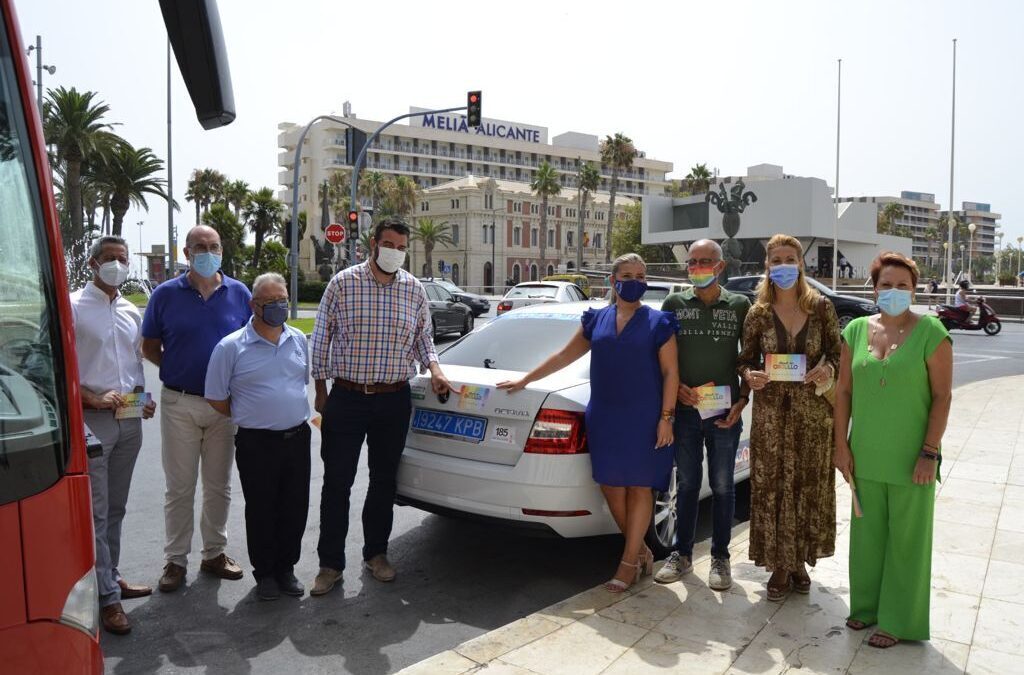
[582,304,678,491]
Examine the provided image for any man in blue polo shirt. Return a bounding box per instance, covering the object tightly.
[205,273,311,600]
[142,225,252,592]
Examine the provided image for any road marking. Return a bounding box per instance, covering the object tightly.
[953,354,1010,366]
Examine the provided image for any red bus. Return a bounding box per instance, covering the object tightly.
[0,2,233,671]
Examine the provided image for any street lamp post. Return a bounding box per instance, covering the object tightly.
[25,35,56,113]
[996,231,1003,279]
[1018,236,1023,285]
[967,222,976,281]
[959,244,965,279]
[137,220,144,278]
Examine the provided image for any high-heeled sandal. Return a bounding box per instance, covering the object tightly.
[790,571,811,594]
[639,547,654,577]
[605,560,641,593]
[767,572,792,602]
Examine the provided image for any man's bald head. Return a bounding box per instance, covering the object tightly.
[185,225,221,249]
[688,239,723,261]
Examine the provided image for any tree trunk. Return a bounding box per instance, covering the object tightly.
[605,168,618,263]
[66,158,84,253]
[252,229,264,269]
[539,194,548,262]
[425,241,433,278]
[576,190,585,271]
[195,200,201,227]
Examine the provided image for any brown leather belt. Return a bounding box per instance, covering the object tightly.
[333,378,408,395]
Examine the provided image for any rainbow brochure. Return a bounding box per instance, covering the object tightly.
[115,392,151,419]
[695,385,731,420]
[766,354,806,382]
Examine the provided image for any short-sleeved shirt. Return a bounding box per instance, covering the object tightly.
[70,282,145,395]
[310,262,436,384]
[204,319,310,430]
[662,287,750,401]
[843,315,951,486]
[141,273,252,395]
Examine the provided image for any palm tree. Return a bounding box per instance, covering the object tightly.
[599,132,637,263]
[410,217,454,278]
[43,86,123,251]
[224,179,250,219]
[185,168,227,224]
[243,187,284,268]
[685,163,714,195]
[359,170,389,213]
[531,161,561,262]
[202,203,244,277]
[389,175,420,218]
[878,202,904,235]
[86,144,172,237]
[575,161,601,271]
[325,170,352,220]
[357,230,373,262]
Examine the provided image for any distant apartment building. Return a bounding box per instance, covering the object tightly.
[277,104,672,274]
[940,201,1001,257]
[840,191,941,263]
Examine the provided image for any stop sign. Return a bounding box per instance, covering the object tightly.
[325,223,346,244]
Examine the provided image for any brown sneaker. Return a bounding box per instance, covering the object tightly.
[158,563,186,593]
[364,554,396,582]
[101,603,131,635]
[200,554,244,580]
[118,579,153,599]
[310,567,343,596]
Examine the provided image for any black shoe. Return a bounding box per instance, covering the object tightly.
[277,572,305,597]
[257,577,280,601]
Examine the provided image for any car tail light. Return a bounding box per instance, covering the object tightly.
[497,301,513,314]
[60,566,99,637]
[524,409,587,455]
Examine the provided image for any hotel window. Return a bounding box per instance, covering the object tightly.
[450,199,461,209]
[531,228,538,247]
[513,227,521,246]
[530,264,538,281]
[547,230,554,247]
[548,206,555,216]
[420,201,429,212]
[482,225,489,244]
[452,224,460,245]
[594,233,602,249]
[530,204,539,215]
[567,231,574,247]
[513,202,522,213]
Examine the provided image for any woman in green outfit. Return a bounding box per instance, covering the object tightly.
[834,251,953,649]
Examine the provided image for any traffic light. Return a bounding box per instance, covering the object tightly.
[467,90,482,127]
[345,127,367,166]
[347,210,359,232]
[283,219,293,249]
[438,259,445,274]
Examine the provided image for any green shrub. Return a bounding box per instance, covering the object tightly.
[298,281,327,303]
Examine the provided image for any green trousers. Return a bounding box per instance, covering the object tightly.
[848,477,935,640]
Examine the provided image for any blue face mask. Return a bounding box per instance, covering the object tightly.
[260,300,289,327]
[614,279,648,303]
[877,288,912,317]
[769,264,800,290]
[191,252,222,278]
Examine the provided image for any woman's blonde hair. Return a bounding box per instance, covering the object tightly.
[755,234,820,313]
[607,252,647,304]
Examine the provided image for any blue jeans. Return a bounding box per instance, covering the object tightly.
[673,405,742,560]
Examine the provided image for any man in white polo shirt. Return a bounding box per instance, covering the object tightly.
[70,236,156,635]
[205,273,311,600]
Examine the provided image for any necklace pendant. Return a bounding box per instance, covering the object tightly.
[880,377,886,387]
[890,344,899,351]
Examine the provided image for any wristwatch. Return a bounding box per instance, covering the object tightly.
[661,409,675,424]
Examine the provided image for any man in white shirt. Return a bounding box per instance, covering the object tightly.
[70,236,156,635]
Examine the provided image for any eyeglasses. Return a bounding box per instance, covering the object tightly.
[686,258,719,267]
[191,243,223,254]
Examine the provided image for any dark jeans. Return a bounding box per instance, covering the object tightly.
[317,386,411,570]
[673,405,743,560]
[234,424,311,581]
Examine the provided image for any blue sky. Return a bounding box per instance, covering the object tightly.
[16,0,1024,257]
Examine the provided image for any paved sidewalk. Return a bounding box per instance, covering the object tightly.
[398,375,1024,675]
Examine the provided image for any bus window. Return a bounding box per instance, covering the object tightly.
[0,26,66,505]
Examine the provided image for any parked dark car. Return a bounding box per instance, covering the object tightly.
[421,278,490,317]
[422,280,475,339]
[723,275,879,329]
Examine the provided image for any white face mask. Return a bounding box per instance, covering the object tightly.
[374,245,406,274]
[97,260,130,287]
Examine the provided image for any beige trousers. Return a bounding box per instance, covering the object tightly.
[160,386,236,567]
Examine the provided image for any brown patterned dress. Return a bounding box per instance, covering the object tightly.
[738,298,839,571]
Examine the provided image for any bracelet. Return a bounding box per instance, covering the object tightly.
[662,409,674,416]
[922,442,940,452]
[918,448,940,461]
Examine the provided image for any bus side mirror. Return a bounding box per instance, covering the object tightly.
[159,0,236,130]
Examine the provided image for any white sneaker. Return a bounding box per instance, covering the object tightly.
[709,557,732,591]
[654,552,693,584]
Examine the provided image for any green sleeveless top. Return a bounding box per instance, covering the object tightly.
[842,314,951,486]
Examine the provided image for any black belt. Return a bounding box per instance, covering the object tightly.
[237,423,308,439]
[164,385,204,397]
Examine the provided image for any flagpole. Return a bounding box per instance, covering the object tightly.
[945,39,957,304]
[832,58,841,291]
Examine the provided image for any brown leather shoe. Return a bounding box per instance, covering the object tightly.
[101,603,131,635]
[200,553,244,580]
[158,563,186,593]
[310,567,343,596]
[118,579,153,599]
[364,554,396,582]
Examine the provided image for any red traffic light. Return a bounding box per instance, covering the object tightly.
[347,210,359,223]
[467,90,482,128]
[469,94,478,103]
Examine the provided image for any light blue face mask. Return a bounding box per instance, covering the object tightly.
[191,252,222,278]
[768,264,800,290]
[877,288,912,316]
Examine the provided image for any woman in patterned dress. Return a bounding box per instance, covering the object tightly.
[738,234,840,601]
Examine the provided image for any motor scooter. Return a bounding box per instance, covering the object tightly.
[935,297,1002,335]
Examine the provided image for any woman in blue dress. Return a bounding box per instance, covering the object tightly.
[498,254,679,591]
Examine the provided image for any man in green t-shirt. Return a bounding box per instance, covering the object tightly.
[655,239,751,591]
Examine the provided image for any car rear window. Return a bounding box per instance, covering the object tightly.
[506,285,559,299]
[642,288,670,301]
[440,314,587,374]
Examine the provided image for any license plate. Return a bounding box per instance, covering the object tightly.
[411,408,488,443]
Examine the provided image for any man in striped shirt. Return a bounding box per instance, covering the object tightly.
[309,218,452,595]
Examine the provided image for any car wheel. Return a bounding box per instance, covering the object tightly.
[645,465,677,560]
[460,313,474,336]
[838,314,855,330]
[983,319,1001,336]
